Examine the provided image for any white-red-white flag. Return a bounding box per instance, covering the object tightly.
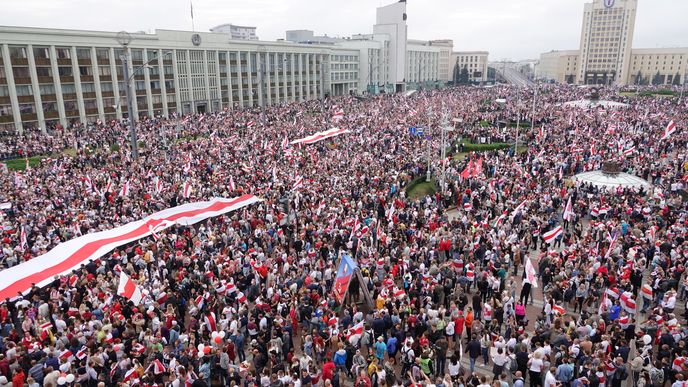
[525,257,538,288]
[182,181,192,198]
[291,176,304,191]
[229,176,236,192]
[563,197,573,222]
[19,226,27,250]
[117,272,143,305]
[118,181,130,197]
[543,225,563,244]
[661,120,676,140]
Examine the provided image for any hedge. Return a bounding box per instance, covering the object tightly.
[4,155,46,171]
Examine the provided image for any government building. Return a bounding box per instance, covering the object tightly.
[0,1,487,135]
[537,0,688,86]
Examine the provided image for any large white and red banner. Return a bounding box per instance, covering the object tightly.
[290,128,351,145]
[0,195,261,300]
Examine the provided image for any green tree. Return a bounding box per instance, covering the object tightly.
[652,71,664,85]
[673,72,682,86]
[460,65,469,84]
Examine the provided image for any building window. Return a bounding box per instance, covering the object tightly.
[9,46,27,59]
[96,49,110,60]
[33,47,49,59]
[77,48,91,60]
[39,84,55,95]
[56,48,71,59]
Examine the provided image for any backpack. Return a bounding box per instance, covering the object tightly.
[508,356,518,373]
[615,365,629,381]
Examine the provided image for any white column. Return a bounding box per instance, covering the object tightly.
[282,53,288,103]
[298,54,304,101]
[247,51,254,107]
[70,46,86,123]
[142,49,154,117]
[203,50,211,111]
[237,51,244,108]
[305,53,311,100]
[90,47,105,123]
[26,44,46,133]
[158,49,169,117]
[171,49,182,115]
[49,45,67,127]
[215,51,222,110]
[108,47,122,120]
[290,53,296,102]
[265,52,272,106]
[1,44,24,135]
[185,50,194,113]
[273,53,280,103]
[226,50,233,109]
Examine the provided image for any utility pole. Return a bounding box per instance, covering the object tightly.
[426,106,432,181]
[116,31,138,159]
[530,82,538,130]
[514,92,521,155]
[440,107,448,194]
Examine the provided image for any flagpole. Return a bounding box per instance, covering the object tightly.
[190,0,195,32]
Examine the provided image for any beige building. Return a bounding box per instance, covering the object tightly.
[451,51,489,83]
[429,40,454,82]
[578,0,637,85]
[628,48,688,86]
[538,0,688,86]
[537,50,579,83]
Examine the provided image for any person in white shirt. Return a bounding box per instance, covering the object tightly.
[544,367,558,387]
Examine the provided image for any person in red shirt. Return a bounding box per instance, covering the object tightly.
[322,359,336,381]
[354,369,372,387]
[454,311,465,342]
[11,368,25,387]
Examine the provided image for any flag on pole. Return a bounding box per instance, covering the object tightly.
[661,120,676,140]
[19,226,27,250]
[118,181,130,197]
[525,257,538,288]
[229,176,236,192]
[333,254,357,304]
[117,272,143,305]
[563,197,573,221]
[182,180,192,198]
[291,176,304,191]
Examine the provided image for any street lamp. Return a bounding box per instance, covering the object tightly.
[115,31,172,159]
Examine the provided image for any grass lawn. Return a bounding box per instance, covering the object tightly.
[4,155,47,171]
[407,180,437,199]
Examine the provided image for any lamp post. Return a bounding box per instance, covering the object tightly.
[115,31,170,160]
[514,91,522,155]
[426,106,433,181]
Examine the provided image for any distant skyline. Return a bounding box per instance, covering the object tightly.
[1,0,687,60]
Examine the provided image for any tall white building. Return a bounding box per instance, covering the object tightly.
[210,24,258,41]
[373,0,408,93]
[578,0,637,85]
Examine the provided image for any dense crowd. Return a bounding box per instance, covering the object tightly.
[0,84,687,387]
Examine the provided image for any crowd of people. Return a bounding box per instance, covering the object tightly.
[0,84,687,387]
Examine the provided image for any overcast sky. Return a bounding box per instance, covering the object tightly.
[1,0,686,60]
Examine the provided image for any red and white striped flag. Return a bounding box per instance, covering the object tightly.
[117,272,143,305]
[118,181,130,197]
[562,197,573,222]
[182,181,192,198]
[105,178,113,193]
[543,225,563,244]
[229,176,236,192]
[147,359,166,375]
[236,292,247,303]
[552,304,566,315]
[19,227,27,250]
[60,349,74,361]
[661,120,676,140]
[153,177,163,194]
[291,176,304,191]
[76,345,88,360]
[641,284,653,299]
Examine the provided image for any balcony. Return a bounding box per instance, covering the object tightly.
[77,59,92,66]
[21,113,38,121]
[64,110,80,117]
[62,93,77,100]
[37,76,53,84]
[34,58,51,66]
[85,108,99,115]
[104,106,116,113]
[101,91,114,98]
[56,58,71,66]
[13,77,32,85]
[82,92,96,99]
[150,89,161,94]
[44,111,60,119]
[81,75,94,82]
[40,94,57,102]
[0,116,13,123]
[0,96,9,104]
[97,59,111,65]
[60,76,74,83]
[11,58,28,66]
[17,96,34,103]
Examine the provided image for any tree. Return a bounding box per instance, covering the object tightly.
[673,72,682,86]
[452,62,461,85]
[460,65,470,84]
[652,71,663,85]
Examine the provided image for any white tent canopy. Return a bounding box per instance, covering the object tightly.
[571,170,651,190]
